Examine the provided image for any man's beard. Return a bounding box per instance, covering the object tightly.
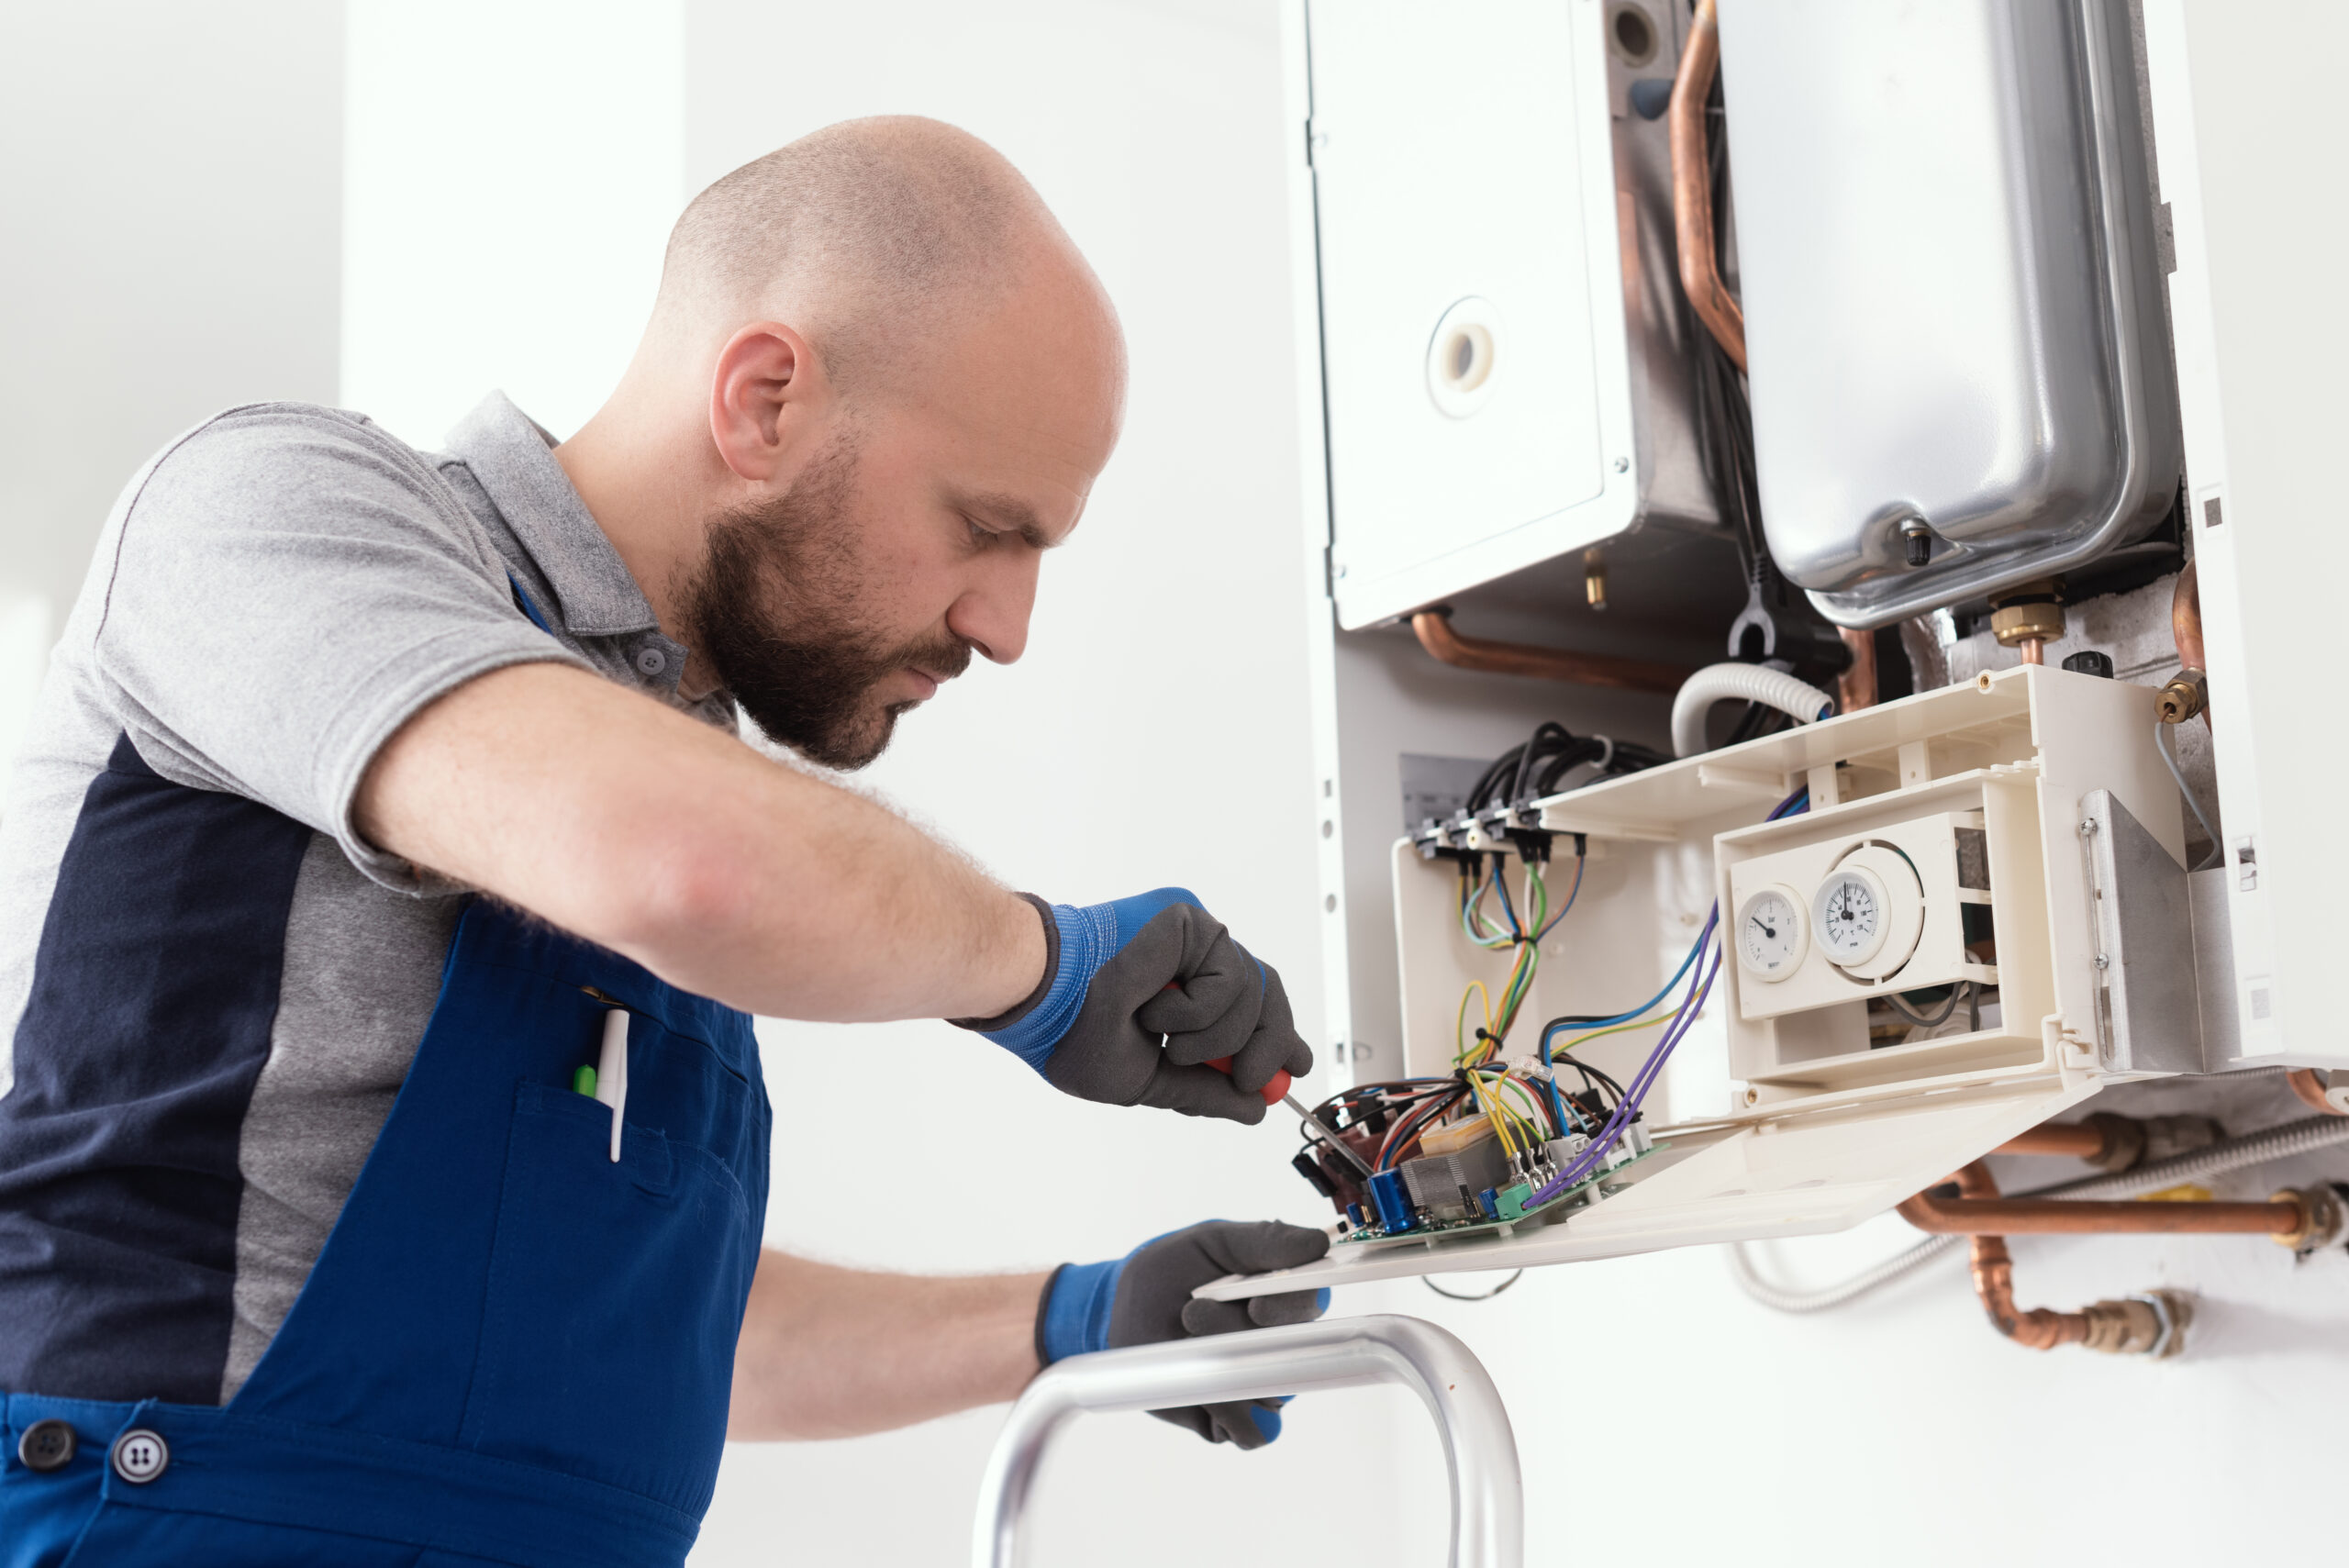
[681,436,971,771]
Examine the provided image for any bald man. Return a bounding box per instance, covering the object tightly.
[0,119,1330,1566]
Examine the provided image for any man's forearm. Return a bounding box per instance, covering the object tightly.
[355,662,1045,1021]
[727,1250,1047,1440]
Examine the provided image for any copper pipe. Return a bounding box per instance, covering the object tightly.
[1995,1121,2110,1160]
[1898,1161,2303,1236]
[1409,610,1692,695]
[1669,0,1746,370]
[2171,559,2211,731]
[1835,627,1876,713]
[1940,1165,2199,1353]
[1969,1235,2087,1349]
[2287,1068,2348,1117]
[1954,1163,2089,1348]
[2020,639,2044,666]
[2173,558,2206,675]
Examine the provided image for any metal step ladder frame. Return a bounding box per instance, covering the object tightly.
[971,1313,1523,1568]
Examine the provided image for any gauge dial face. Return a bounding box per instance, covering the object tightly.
[1813,867,1889,966]
[1736,885,1807,981]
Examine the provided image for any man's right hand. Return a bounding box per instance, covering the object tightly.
[952,888,1313,1124]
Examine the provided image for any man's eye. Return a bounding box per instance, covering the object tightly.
[965,517,996,548]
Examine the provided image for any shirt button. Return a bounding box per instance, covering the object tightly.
[17,1418,76,1473]
[634,647,667,676]
[109,1428,169,1485]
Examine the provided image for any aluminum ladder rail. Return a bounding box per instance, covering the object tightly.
[972,1313,1523,1568]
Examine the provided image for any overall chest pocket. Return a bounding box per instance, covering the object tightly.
[461,1051,760,1518]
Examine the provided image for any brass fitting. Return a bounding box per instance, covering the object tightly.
[1585,552,1609,612]
[1989,579,2065,666]
[1989,579,2065,641]
[2156,668,2210,725]
[2079,1290,2193,1357]
[2269,1184,2346,1251]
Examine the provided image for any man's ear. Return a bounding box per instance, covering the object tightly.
[709,322,832,483]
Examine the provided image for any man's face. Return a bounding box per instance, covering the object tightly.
[685,261,1124,770]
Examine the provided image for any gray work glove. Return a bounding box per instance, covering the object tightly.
[1036,1219,1333,1449]
[952,888,1314,1124]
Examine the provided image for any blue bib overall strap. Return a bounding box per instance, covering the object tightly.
[1,901,771,1568]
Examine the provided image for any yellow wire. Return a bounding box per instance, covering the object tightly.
[1551,1006,1683,1059]
[1453,980,1495,1066]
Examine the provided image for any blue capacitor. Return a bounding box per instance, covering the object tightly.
[1367,1169,1417,1234]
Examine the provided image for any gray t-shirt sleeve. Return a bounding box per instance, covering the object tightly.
[90,404,592,892]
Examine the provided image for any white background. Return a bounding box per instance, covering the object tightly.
[6,3,2344,1565]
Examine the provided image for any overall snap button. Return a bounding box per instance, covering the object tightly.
[109,1428,169,1485]
[17,1418,75,1473]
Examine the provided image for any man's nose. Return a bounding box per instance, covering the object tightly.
[947,555,1040,666]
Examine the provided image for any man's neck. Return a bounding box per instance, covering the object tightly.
[554,391,722,699]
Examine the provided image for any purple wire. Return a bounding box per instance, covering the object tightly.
[1528,905,1721,1205]
[1520,785,1803,1210]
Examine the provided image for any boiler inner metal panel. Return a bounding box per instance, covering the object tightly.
[1719,0,2179,626]
[1309,0,1620,629]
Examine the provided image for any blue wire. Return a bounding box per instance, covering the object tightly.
[1537,788,1806,1057]
[1488,854,1522,938]
[1531,851,1586,942]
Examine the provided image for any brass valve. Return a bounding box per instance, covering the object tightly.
[2156,668,2209,725]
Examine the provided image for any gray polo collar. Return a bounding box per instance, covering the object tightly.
[441,391,662,639]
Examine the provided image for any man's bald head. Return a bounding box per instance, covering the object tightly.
[566,117,1125,773]
[654,116,1106,395]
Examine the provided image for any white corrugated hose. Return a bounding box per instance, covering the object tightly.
[1670,662,1837,757]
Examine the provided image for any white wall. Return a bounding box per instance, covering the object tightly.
[341,0,683,447]
[0,0,341,793]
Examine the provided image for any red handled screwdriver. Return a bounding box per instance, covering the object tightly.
[1206,1054,1375,1178]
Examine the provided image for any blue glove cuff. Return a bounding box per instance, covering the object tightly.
[982,903,1108,1070]
[1038,1257,1123,1364]
[981,887,1204,1072]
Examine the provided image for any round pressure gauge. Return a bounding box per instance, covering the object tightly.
[1734,884,1808,982]
[1812,845,1927,982]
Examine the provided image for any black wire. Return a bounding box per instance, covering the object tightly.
[1422,1270,1524,1303]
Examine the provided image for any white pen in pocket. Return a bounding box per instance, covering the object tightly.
[593,1008,629,1162]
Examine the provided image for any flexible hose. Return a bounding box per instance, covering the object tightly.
[1671,662,1836,757]
[1728,1112,2349,1314]
[1728,1232,1961,1313]
[2154,719,2223,871]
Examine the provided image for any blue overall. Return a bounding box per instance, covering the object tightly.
[0,900,772,1566]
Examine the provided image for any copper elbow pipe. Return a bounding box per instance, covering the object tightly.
[1898,1161,2303,1236]
[1835,628,1876,713]
[2287,1068,2348,1118]
[1409,610,1692,695]
[1669,0,1746,371]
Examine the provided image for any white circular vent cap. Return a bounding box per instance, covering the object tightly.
[1426,296,1502,419]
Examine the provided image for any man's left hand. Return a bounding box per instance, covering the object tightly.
[1034,1219,1331,1449]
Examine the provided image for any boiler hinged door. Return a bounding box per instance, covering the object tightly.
[1306,0,1637,630]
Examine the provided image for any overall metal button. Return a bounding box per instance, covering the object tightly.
[109,1428,169,1484]
[17,1418,75,1473]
